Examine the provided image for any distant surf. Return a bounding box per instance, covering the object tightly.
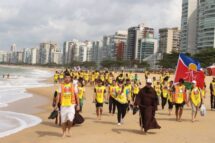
[0,66,52,138]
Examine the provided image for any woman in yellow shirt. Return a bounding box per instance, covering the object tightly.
[189,80,202,122]
[115,81,128,126]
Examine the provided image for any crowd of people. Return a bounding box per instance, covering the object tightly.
[51,69,215,137]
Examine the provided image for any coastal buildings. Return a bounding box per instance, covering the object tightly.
[180,0,198,53]
[197,0,215,50]
[126,24,154,61]
[31,48,38,64]
[180,0,215,54]
[0,51,7,63]
[39,42,59,65]
[159,27,181,53]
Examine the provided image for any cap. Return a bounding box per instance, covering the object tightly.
[146,78,152,83]
[192,80,197,84]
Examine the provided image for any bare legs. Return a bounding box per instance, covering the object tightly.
[61,121,73,138]
[96,107,103,120]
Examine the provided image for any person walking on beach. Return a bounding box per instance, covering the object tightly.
[134,78,161,133]
[189,80,202,122]
[55,72,80,138]
[161,80,169,109]
[167,81,174,115]
[108,80,117,115]
[115,81,128,125]
[210,77,215,110]
[173,78,187,122]
[94,80,106,120]
[77,81,85,112]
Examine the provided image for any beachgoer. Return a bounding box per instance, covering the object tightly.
[189,80,202,122]
[173,78,187,122]
[210,77,215,110]
[115,81,128,126]
[55,72,80,137]
[94,80,106,120]
[134,78,161,133]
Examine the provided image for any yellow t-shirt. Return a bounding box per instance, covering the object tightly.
[109,85,117,98]
[78,87,85,99]
[95,86,106,103]
[133,84,139,94]
[116,87,128,104]
[212,82,215,96]
[175,85,186,104]
[190,87,201,106]
[60,83,75,107]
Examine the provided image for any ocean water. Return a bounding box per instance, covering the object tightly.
[0,66,52,138]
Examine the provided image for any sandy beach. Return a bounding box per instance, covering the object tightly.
[1,73,215,143]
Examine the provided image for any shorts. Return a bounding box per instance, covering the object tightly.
[60,105,76,123]
[96,102,103,108]
[175,102,185,110]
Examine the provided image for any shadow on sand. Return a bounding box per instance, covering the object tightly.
[157,117,191,122]
[93,120,116,125]
[36,131,62,137]
[41,121,60,128]
[112,128,157,135]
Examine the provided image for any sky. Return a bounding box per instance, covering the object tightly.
[0,0,182,51]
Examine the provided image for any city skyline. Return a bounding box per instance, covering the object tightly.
[0,0,181,51]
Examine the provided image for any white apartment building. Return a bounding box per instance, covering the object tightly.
[180,0,198,53]
[197,0,215,50]
[23,48,32,64]
[31,48,38,64]
[39,42,58,65]
[51,51,62,64]
[159,27,181,53]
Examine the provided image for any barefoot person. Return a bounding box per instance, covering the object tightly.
[94,80,106,120]
[173,78,187,122]
[55,72,80,137]
[189,80,202,122]
[134,78,161,133]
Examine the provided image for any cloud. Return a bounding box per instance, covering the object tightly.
[0,0,181,51]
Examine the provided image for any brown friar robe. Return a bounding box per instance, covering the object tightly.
[134,86,161,132]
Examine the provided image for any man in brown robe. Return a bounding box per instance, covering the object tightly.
[134,78,161,133]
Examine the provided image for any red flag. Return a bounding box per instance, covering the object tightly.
[174,54,205,89]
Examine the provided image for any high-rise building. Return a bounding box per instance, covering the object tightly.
[197,0,215,50]
[180,0,198,53]
[11,44,16,52]
[138,38,158,62]
[31,48,38,64]
[23,48,32,64]
[181,0,215,53]
[39,42,58,65]
[79,41,92,62]
[126,24,154,60]
[17,51,24,64]
[159,27,181,53]
[92,40,103,64]
[51,51,62,64]
[0,51,7,63]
